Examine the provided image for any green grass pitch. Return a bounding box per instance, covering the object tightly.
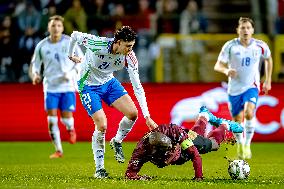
[1,142,284,189]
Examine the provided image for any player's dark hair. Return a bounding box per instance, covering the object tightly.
[49,15,64,23]
[238,17,254,28]
[114,26,137,43]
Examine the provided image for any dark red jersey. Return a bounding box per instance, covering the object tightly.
[125,123,202,180]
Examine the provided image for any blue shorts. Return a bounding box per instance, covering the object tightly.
[79,78,128,116]
[45,92,76,112]
[228,88,259,117]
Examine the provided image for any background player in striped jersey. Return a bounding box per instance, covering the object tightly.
[31,15,82,158]
[68,26,158,178]
[214,17,273,159]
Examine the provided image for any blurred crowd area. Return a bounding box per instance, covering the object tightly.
[0,0,284,83]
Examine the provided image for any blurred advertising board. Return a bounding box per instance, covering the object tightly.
[0,83,283,142]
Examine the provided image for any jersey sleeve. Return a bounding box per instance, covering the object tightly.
[68,33,77,56]
[125,139,150,179]
[261,41,271,59]
[69,31,108,56]
[126,51,150,118]
[217,40,232,64]
[73,44,84,72]
[31,41,43,75]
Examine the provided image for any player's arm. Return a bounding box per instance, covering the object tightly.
[214,41,237,78]
[68,31,83,63]
[68,31,95,63]
[126,51,158,130]
[125,142,151,180]
[63,39,83,81]
[181,138,203,180]
[68,44,83,75]
[68,31,106,63]
[214,60,237,78]
[262,56,273,94]
[30,43,43,85]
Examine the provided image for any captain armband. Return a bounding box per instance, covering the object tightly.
[181,139,194,150]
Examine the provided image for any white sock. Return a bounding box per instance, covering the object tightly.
[92,130,105,171]
[61,117,74,131]
[114,116,136,143]
[244,118,255,146]
[48,116,63,152]
[234,132,244,145]
[233,122,245,145]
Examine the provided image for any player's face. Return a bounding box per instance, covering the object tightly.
[117,40,135,55]
[237,21,254,40]
[48,20,64,38]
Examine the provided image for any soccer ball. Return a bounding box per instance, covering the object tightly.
[228,160,250,180]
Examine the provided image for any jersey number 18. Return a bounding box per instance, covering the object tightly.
[242,57,251,66]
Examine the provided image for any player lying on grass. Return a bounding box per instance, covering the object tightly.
[125,106,243,180]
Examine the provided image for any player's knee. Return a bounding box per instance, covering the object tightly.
[233,116,242,123]
[244,108,254,120]
[92,116,107,131]
[126,111,138,121]
[47,116,58,127]
[244,113,254,120]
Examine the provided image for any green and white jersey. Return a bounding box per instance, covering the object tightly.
[69,31,150,117]
[31,34,81,93]
[217,38,271,96]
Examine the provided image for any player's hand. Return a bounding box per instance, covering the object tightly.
[32,73,41,85]
[139,175,152,180]
[225,69,237,78]
[126,174,152,180]
[192,177,203,181]
[262,81,271,95]
[68,55,82,63]
[145,117,158,130]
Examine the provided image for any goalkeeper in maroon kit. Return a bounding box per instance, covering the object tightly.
[125,106,243,180]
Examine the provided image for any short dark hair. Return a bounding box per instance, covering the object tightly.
[49,15,64,23]
[114,26,137,43]
[238,17,254,28]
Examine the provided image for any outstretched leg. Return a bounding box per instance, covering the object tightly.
[191,116,208,137]
[196,106,243,151]
[192,106,221,136]
[207,123,227,145]
[206,123,228,151]
[199,106,243,133]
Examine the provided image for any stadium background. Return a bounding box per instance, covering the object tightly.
[1,0,284,142]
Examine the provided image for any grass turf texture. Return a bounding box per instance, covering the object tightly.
[0,142,284,189]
